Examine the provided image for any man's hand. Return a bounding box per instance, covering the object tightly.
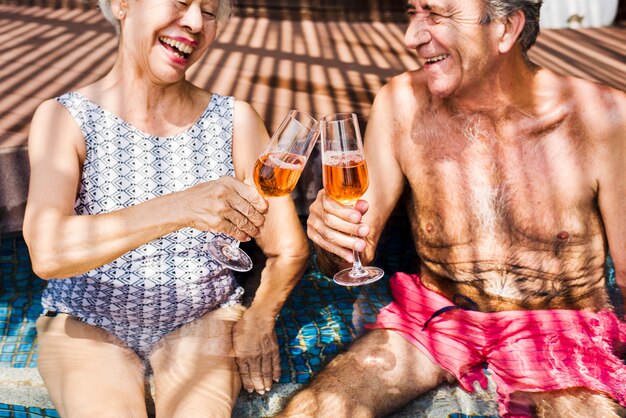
[306,189,370,264]
[233,311,280,394]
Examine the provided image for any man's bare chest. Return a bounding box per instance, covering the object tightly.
[398,121,603,255]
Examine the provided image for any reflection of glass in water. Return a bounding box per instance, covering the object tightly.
[253,152,307,197]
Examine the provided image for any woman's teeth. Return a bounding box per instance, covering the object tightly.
[159,37,194,57]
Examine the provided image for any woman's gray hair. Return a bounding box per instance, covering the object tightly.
[99,0,233,35]
[479,0,543,55]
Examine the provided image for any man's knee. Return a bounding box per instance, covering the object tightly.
[276,387,374,418]
[519,388,625,418]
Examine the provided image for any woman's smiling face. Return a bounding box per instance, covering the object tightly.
[117,0,220,83]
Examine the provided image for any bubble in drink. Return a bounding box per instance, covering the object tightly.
[323,151,369,205]
[254,152,306,197]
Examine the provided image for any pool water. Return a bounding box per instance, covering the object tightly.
[1,227,621,417]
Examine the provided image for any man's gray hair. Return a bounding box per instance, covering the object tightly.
[99,0,233,35]
[480,0,543,54]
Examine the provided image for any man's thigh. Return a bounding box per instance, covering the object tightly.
[149,304,245,418]
[36,314,148,418]
[278,328,455,418]
[517,389,626,418]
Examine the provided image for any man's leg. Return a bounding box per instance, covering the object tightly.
[149,305,245,418]
[277,329,455,418]
[521,389,626,418]
[36,314,148,418]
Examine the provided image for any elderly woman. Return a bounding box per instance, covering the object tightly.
[22,0,309,416]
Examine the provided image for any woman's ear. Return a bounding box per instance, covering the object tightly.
[111,0,129,19]
[496,10,526,54]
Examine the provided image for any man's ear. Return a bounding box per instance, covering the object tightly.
[495,10,526,54]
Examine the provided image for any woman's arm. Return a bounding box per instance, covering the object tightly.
[23,99,267,279]
[230,101,310,393]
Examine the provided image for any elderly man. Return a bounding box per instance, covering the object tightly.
[277,0,626,417]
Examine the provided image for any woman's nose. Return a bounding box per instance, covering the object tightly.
[180,3,203,32]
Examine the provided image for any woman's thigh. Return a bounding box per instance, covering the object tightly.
[149,304,245,418]
[36,314,148,418]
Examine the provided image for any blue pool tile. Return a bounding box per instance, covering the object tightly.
[289,347,303,356]
[1,344,15,353]
[0,404,61,417]
[295,374,309,383]
[448,415,497,418]
[18,344,33,352]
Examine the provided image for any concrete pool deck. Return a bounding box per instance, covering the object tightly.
[1,3,625,232]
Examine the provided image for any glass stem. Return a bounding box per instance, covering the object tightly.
[222,239,241,259]
[349,201,368,278]
[350,248,368,277]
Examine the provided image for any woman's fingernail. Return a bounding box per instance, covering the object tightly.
[247,389,253,393]
[265,387,271,392]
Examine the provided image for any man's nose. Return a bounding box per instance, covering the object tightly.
[405,17,432,49]
[180,4,203,33]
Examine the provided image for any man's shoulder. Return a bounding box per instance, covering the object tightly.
[384,69,426,91]
[539,68,625,104]
[377,69,431,109]
[566,75,625,128]
[536,69,625,130]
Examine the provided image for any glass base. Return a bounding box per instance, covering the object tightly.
[333,265,384,287]
[206,239,253,272]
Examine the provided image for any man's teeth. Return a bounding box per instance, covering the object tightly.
[159,37,194,55]
[425,55,448,64]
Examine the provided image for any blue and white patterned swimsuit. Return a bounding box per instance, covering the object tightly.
[41,91,243,359]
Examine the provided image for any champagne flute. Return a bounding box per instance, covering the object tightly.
[321,112,384,286]
[207,110,319,271]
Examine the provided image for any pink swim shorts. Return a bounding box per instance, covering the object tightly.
[370,272,626,417]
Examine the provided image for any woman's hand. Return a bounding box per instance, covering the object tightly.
[183,176,269,242]
[232,311,280,394]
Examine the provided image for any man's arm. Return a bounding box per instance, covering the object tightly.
[308,78,409,276]
[596,89,626,318]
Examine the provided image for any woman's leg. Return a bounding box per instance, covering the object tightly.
[149,305,245,418]
[36,314,148,418]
